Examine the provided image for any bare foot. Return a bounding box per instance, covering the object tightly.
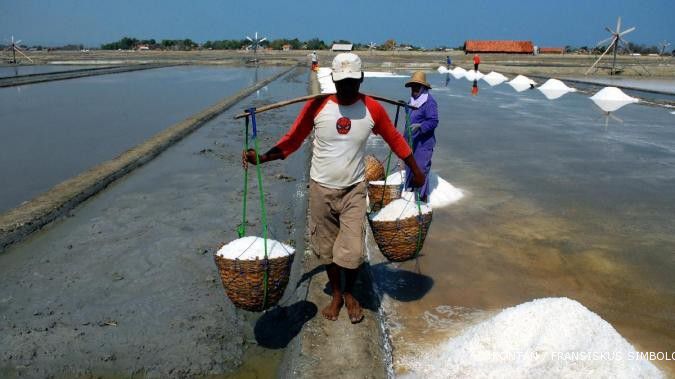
[343,293,364,324]
[321,295,343,321]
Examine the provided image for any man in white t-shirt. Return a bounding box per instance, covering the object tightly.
[245,53,425,323]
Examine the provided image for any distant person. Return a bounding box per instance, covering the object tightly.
[245,53,425,323]
[446,55,452,69]
[404,71,439,202]
[310,50,319,71]
[473,54,480,71]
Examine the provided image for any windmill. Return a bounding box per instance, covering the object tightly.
[368,42,377,53]
[659,40,671,56]
[585,17,637,75]
[245,32,267,64]
[4,35,34,64]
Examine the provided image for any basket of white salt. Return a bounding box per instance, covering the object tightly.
[364,154,385,182]
[367,170,404,212]
[214,236,294,312]
[369,196,433,262]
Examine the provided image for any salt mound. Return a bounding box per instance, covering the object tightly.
[482,71,508,87]
[464,69,484,82]
[316,67,336,94]
[508,74,537,92]
[216,236,294,260]
[537,78,577,100]
[370,170,405,186]
[590,87,639,112]
[437,66,449,74]
[450,67,467,79]
[380,170,464,208]
[370,197,432,222]
[403,297,663,379]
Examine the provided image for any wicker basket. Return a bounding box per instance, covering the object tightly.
[214,252,294,312]
[364,155,385,182]
[369,211,433,261]
[367,182,402,212]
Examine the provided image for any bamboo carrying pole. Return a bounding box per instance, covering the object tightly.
[233,93,417,120]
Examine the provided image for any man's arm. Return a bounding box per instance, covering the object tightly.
[244,98,323,165]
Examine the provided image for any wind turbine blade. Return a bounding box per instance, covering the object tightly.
[619,27,635,36]
[246,36,253,42]
[605,27,614,34]
[585,41,615,75]
[596,36,614,47]
[259,37,267,43]
[15,40,22,45]
[616,16,621,33]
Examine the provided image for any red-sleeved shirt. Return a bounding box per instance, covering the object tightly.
[275,94,412,189]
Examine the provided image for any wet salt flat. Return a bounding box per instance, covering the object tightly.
[0,64,101,78]
[0,65,283,212]
[361,73,675,376]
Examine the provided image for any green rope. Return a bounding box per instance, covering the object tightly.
[249,108,270,309]
[403,107,424,258]
[380,105,401,208]
[237,117,250,238]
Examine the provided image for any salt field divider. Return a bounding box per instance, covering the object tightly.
[279,70,391,379]
[0,64,297,252]
[0,63,175,88]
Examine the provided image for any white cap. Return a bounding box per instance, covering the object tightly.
[331,52,362,81]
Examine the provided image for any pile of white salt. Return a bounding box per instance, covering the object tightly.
[216,236,294,260]
[482,71,509,87]
[403,297,663,379]
[537,78,577,100]
[508,74,537,92]
[370,197,432,222]
[590,86,639,112]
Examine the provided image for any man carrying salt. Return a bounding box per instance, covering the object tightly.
[244,53,425,323]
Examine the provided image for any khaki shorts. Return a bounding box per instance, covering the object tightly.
[309,180,367,269]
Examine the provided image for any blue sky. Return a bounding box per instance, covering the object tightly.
[1,0,673,48]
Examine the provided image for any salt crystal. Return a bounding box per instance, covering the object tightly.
[590,87,639,112]
[375,171,463,208]
[370,197,432,222]
[450,67,467,79]
[216,236,294,260]
[403,297,664,379]
[464,70,484,82]
[537,78,577,100]
[482,71,508,87]
[508,74,537,92]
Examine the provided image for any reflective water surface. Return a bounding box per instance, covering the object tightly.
[0,66,282,212]
[362,73,675,376]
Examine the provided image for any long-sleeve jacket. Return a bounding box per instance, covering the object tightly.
[404,95,439,150]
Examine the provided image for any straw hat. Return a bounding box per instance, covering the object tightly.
[405,71,431,89]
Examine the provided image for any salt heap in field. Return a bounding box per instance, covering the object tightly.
[403,297,663,379]
[364,71,407,78]
[482,71,509,87]
[508,74,537,92]
[464,69,484,82]
[590,87,639,112]
[376,170,463,209]
[317,67,336,94]
[437,66,450,74]
[537,78,577,100]
[370,196,432,222]
[216,236,294,260]
[450,67,467,79]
